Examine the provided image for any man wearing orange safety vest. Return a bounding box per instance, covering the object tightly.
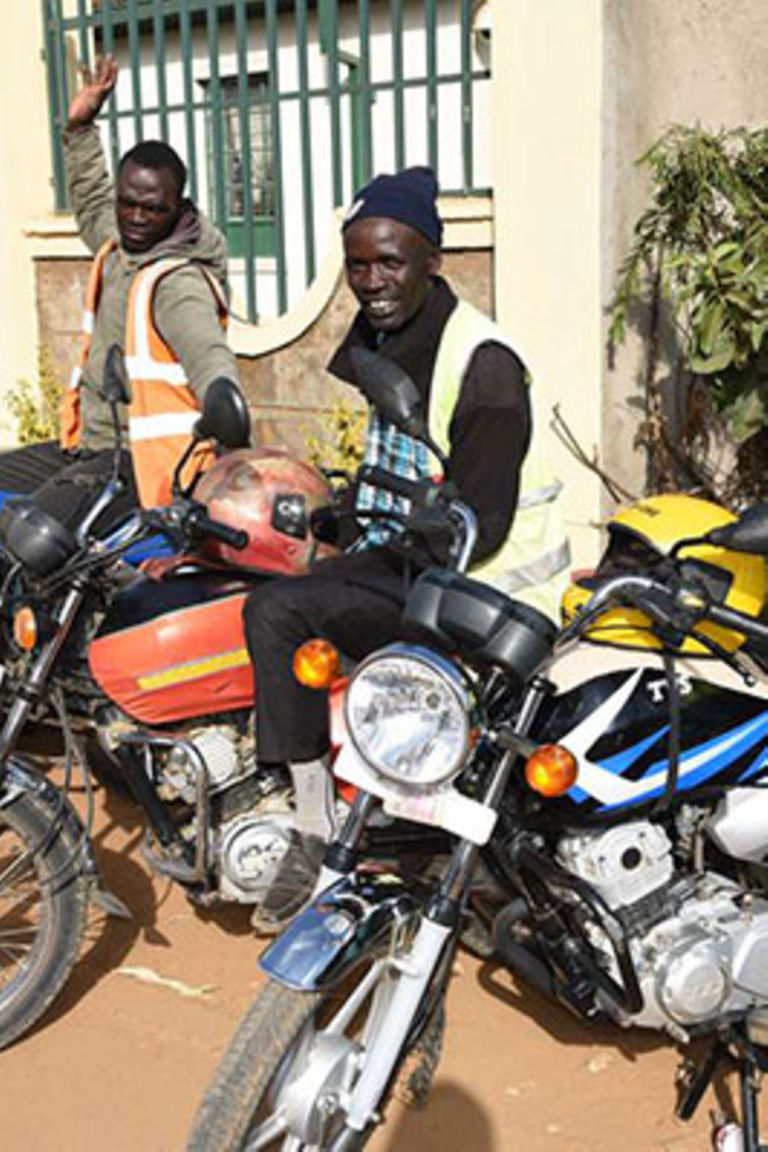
[0,54,239,532]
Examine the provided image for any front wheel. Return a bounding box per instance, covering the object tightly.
[189,957,445,1151]
[0,767,91,1048]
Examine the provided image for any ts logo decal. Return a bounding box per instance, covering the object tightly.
[646,671,693,704]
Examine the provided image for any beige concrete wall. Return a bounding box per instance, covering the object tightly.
[491,0,768,566]
[492,0,605,568]
[602,0,768,508]
[0,3,55,445]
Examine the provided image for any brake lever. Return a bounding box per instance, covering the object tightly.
[628,585,690,648]
[632,582,757,686]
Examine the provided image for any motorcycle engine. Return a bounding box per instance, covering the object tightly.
[558,821,768,1036]
[106,717,296,905]
[160,724,246,801]
[159,723,298,904]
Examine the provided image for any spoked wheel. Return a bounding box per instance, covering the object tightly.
[189,954,435,1152]
[0,781,90,1049]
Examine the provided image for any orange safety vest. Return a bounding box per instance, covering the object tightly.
[60,238,117,453]
[62,240,229,508]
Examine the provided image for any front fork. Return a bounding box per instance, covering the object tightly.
[262,679,548,1137]
[0,583,86,772]
[315,746,521,1136]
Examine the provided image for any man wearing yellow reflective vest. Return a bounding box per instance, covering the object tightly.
[0,54,239,531]
[243,165,570,930]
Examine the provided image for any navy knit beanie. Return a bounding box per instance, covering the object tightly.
[342,166,443,247]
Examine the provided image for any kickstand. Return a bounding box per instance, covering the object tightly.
[677,1038,725,1122]
[737,1042,768,1152]
[678,1026,768,1151]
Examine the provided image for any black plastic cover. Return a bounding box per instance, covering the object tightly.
[0,497,79,577]
[707,502,768,556]
[402,568,556,682]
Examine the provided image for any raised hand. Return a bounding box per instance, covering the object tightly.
[67,54,118,129]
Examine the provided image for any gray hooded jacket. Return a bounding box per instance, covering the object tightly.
[64,125,239,451]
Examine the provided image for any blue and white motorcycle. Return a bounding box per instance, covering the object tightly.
[189,361,768,1152]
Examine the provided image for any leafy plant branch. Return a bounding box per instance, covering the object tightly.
[611,124,768,496]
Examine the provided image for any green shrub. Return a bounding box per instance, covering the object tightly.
[610,124,768,501]
[8,346,62,445]
[305,400,367,475]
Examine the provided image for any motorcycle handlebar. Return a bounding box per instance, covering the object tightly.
[705,599,768,650]
[357,465,445,507]
[356,464,476,572]
[566,572,768,653]
[183,507,248,550]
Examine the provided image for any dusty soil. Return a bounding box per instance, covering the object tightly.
[0,772,749,1152]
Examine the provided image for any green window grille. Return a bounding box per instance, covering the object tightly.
[213,73,277,258]
[42,0,491,323]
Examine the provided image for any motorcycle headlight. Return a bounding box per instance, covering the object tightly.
[345,644,473,787]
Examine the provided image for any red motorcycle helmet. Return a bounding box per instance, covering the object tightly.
[195,447,337,576]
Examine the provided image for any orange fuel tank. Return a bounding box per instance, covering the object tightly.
[89,570,268,725]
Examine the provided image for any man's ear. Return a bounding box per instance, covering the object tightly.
[427,247,442,276]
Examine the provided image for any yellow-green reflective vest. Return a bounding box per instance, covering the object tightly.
[428,299,571,622]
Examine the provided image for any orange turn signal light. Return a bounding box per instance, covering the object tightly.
[524,743,578,798]
[13,606,38,652]
[293,639,342,689]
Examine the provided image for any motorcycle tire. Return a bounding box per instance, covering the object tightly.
[188,958,445,1152]
[0,773,90,1049]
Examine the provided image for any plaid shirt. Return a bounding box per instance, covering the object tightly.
[353,410,432,549]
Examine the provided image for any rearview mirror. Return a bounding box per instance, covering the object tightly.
[348,346,448,469]
[348,347,427,438]
[195,377,251,449]
[101,344,130,405]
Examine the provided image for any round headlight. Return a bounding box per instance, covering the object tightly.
[345,644,473,787]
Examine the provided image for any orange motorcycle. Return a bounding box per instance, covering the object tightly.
[0,358,340,1047]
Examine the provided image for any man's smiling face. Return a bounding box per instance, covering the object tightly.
[343,217,441,333]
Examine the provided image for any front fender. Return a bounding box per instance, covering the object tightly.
[259,871,422,992]
[0,755,98,879]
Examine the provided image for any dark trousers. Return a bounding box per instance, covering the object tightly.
[0,441,139,535]
[243,548,412,763]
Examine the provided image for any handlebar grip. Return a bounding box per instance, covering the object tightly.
[192,511,248,550]
[309,505,340,545]
[358,465,426,503]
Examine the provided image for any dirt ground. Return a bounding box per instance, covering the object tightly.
[0,772,750,1152]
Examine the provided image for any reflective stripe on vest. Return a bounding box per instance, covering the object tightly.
[60,239,117,451]
[428,299,571,621]
[129,411,200,441]
[125,257,228,508]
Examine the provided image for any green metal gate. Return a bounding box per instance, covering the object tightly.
[42,0,491,322]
